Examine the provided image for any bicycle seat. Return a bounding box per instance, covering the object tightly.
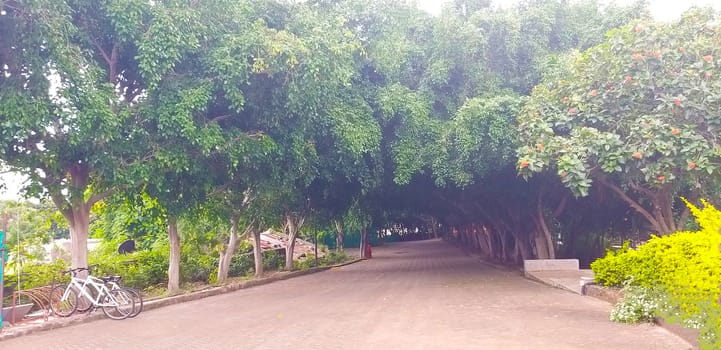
[100,275,122,283]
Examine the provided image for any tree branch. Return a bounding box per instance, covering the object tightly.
[628,181,657,200]
[598,176,660,233]
[553,195,568,218]
[109,42,119,84]
[88,189,114,206]
[208,114,232,123]
[90,35,112,68]
[49,191,73,224]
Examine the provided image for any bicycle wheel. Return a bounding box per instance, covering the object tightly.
[75,286,95,313]
[101,289,135,320]
[122,287,144,318]
[49,285,78,317]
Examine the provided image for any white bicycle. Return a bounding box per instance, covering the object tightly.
[98,275,144,318]
[49,267,136,320]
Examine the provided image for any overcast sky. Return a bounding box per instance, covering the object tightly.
[1,0,720,201]
[418,0,721,20]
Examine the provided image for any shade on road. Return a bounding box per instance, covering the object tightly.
[0,239,690,350]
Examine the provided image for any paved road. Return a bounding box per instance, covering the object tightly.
[2,239,690,350]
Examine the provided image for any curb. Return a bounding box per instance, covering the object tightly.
[523,273,579,294]
[478,258,521,273]
[0,258,364,342]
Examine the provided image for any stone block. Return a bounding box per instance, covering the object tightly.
[523,259,579,272]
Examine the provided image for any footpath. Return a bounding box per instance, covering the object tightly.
[0,259,362,341]
[521,258,698,349]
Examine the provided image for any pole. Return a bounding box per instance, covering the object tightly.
[1,213,8,331]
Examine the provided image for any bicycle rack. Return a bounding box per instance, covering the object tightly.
[10,286,54,323]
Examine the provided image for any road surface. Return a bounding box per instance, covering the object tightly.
[1,239,690,350]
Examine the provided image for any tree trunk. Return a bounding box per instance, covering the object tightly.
[481,226,493,258]
[498,230,507,263]
[536,197,556,259]
[251,226,263,277]
[471,228,480,254]
[359,227,369,259]
[67,204,91,276]
[533,216,553,259]
[50,164,111,277]
[168,216,181,295]
[217,213,241,284]
[284,213,305,271]
[334,220,344,252]
[431,217,439,238]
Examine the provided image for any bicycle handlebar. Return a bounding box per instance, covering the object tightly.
[62,264,99,276]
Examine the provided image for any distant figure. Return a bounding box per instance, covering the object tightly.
[118,240,136,254]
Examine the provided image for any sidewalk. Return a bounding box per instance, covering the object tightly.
[524,267,699,349]
[0,259,362,341]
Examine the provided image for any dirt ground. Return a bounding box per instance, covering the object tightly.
[0,239,691,350]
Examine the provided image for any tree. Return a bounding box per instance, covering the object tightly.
[231,2,366,271]
[431,95,523,187]
[0,0,181,272]
[517,9,721,235]
[365,0,649,262]
[343,200,373,259]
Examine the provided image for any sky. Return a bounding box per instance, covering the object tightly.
[0,170,25,201]
[1,0,720,201]
[418,0,721,20]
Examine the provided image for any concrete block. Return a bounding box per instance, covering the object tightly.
[523,259,579,272]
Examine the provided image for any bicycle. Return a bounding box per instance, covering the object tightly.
[70,265,143,318]
[98,275,143,318]
[49,267,135,320]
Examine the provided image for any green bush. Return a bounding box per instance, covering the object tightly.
[227,249,290,277]
[3,260,68,291]
[263,249,285,271]
[89,244,169,289]
[590,199,721,349]
[295,255,317,270]
[229,252,255,277]
[294,250,349,270]
[180,245,217,284]
[321,250,348,265]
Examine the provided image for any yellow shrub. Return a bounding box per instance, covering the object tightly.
[591,199,721,348]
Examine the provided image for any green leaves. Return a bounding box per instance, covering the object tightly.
[435,95,523,187]
[519,10,721,200]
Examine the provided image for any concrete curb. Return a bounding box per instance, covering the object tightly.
[0,259,364,342]
[523,273,579,295]
[477,258,521,273]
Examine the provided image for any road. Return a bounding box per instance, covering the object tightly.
[1,239,690,350]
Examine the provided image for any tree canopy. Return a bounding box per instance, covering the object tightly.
[518,9,721,234]
[7,0,713,274]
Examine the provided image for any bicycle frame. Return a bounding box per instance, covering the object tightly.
[62,275,121,308]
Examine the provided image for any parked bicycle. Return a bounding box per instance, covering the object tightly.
[98,275,143,318]
[49,267,135,320]
[71,265,143,318]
